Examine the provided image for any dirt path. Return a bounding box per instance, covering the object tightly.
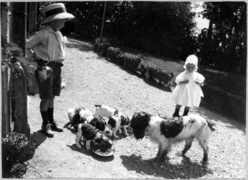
[23,39,246,179]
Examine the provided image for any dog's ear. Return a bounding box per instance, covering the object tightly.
[71,113,81,126]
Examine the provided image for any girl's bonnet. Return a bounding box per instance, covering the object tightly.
[183,54,198,71]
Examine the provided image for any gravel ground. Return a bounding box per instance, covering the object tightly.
[23,39,246,179]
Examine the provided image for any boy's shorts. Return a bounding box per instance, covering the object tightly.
[35,61,63,100]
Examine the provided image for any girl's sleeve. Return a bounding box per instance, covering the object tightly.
[196,73,205,83]
[175,72,185,84]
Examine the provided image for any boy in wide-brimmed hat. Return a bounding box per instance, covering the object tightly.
[26,3,75,137]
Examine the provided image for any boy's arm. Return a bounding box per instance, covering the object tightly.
[26,30,46,49]
[26,31,45,61]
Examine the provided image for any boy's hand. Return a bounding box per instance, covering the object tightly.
[180,79,189,84]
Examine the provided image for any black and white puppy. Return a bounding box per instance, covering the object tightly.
[94,104,130,138]
[67,107,112,137]
[75,123,113,151]
[89,116,112,137]
[94,104,119,118]
[108,113,130,138]
[67,107,94,129]
[130,112,215,163]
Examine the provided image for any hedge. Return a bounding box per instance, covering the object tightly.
[94,38,246,123]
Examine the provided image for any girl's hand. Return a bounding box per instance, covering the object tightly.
[180,79,189,84]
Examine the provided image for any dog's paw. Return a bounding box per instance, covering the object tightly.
[86,141,91,150]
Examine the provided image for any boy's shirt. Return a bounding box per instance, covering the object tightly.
[26,26,66,62]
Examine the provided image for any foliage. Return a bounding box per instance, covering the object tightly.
[2,132,31,178]
[64,1,106,39]
[63,1,197,59]
[36,1,54,29]
[198,2,246,75]
[36,1,246,74]
[111,1,197,59]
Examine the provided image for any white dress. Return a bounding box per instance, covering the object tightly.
[172,71,205,108]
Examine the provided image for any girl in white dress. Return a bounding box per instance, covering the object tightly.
[172,55,205,119]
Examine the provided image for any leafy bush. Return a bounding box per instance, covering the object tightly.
[2,132,31,178]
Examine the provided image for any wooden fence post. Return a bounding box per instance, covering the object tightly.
[10,62,30,140]
[27,2,37,38]
[8,2,30,140]
[1,65,11,138]
[10,2,27,55]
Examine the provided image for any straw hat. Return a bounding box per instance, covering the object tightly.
[41,3,75,25]
[183,55,198,70]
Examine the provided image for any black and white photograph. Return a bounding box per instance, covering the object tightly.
[1,1,246,178]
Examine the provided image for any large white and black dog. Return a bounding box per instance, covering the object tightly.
[67,107,112,136]
[94,104,130,138]
[76,123,113,152]
[130,112,215,163]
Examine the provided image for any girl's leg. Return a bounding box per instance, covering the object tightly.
[172,104,182,119]
[183,106,190,116]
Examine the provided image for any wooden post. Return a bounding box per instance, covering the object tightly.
[27,2,37,38]
[10,62,30,140]
[9,2,30,139]
[1,2,11,44]
[10,2,27,56]
[100,1,107,43]
[1,65,11,138]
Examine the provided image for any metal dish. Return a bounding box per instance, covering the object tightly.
[92,147,115,157]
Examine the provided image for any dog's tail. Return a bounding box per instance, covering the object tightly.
[206,119,216,131]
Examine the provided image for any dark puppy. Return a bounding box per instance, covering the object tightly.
[130,111,215,163]
[89,116,112,137]
[75,123,112,151]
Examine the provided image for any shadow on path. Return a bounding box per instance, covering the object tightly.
[30,130,47,149]
[120,154,213,179]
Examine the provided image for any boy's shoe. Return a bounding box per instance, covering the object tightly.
[50,121,63,132]
[42,124,54,137]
